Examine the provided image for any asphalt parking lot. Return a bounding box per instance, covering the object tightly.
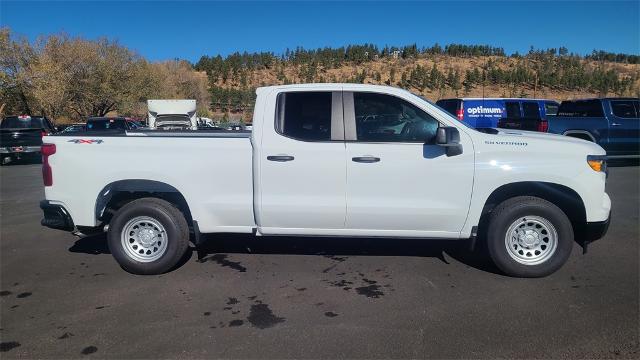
[0,162,638,359]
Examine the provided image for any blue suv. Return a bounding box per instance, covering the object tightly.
[436,98,559,129]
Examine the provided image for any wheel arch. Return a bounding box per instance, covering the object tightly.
[480,181,587,235]
[562,130,596,142]
[95,179,193,227]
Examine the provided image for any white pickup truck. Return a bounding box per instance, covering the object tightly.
[40,84,611,277]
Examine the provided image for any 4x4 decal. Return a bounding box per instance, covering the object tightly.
[67,139,104,144]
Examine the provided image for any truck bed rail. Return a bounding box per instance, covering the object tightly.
[51,129,252,138]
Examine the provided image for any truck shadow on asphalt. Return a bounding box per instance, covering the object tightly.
[68,233,502,275]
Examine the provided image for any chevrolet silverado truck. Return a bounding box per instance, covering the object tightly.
[40,84,611,277]
[499,98,640,159]
[1,115,56,165]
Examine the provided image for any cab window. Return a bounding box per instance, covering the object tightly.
[544,102,559,116]
[557,100,604,117]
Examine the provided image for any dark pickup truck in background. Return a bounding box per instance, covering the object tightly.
[85,117,143,131]
[0,115,56,165]
[498,98,639,159]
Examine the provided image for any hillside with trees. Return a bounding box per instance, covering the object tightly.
[196,44,640,121]
[2,27,638,124]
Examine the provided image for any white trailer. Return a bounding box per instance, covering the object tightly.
[147,99,197,130]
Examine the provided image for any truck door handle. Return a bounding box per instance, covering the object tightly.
[611,122,621,126]
[352,156,380,163]
[267,155,294,162]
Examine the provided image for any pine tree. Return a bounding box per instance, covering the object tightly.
[452,70,462,96]
[429,63,440,90]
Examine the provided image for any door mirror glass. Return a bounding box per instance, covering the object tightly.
[435,127,463,156]
[436,126,460,145]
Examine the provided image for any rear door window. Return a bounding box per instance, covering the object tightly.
[276,92,333,141]
[611,100,639,118]
[505,102,521,118]
[522,102,541,119]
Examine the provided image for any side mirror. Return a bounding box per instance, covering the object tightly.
[435,127,463,157]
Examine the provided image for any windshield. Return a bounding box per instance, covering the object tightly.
[1,116,46,129]
[156,115,190,123]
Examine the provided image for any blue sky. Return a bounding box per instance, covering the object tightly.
[1,1,638,62]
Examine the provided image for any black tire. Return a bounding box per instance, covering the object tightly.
[1,156,11,166]
[107,198,190,275]
[486,196,573,278]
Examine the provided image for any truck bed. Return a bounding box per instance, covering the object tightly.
[43,130,255,233]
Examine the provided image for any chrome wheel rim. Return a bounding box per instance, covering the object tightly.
[504,215,558,265]
[120,216,168,262]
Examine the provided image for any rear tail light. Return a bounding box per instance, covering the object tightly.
[41,130,48,137]
[41,143,56,186]
[537,120,549,132]
[456,108,464,121]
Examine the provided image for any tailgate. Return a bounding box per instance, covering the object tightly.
[0,129,43,148]
[497,118,540,131]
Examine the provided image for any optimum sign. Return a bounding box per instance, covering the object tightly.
[466,106,503,118]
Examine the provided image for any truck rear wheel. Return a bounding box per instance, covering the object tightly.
[107,198,189,275]
[486,196,573,278]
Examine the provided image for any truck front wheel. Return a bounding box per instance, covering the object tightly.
[486,196,573,277]
[107,198,190,275]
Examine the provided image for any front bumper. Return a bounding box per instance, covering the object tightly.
[40,200,75,231]
[585,211,611,243]
[1,146,41,154]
